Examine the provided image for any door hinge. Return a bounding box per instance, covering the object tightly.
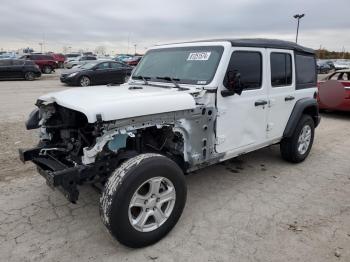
[216,110,226,117]
[215,136,226,145]
[266,123,274,132]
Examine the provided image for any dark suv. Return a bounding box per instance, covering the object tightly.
[20,54,58,74]
[0,59,41,80]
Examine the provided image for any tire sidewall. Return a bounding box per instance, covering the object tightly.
[25,72,35,80]
[79,76,90,86]
[101,154,186,247]
[291,115,315,161]
[43,66,52,74]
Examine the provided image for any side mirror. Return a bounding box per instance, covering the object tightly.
[221,71,243,97]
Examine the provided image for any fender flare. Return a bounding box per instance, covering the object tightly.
[283,98,321,138]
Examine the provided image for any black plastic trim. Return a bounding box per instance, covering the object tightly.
[283,98,320,138]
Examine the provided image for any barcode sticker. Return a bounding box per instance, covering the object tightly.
[187,52,211,61]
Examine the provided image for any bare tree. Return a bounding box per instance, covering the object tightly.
[95,46,106,55]
[62,46,69,54]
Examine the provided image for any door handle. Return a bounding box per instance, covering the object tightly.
[285,95,295,101]
[254,100,268,106]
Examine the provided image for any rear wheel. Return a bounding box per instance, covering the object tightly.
[24,72,35,81]
[43,65,52,74]
[79,76,91,86]
[280,115,315,163]
[100,153,187,248]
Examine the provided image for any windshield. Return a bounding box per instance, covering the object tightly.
[80,62,98,69]
[132,46,224,85]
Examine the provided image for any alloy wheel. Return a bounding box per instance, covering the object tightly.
[297,125,312,155]
[128,176,176,232]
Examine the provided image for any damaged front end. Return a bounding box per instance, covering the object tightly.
[20,97,217,203]
[19,101,124,203]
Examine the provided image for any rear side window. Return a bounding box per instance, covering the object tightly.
[12,60,24,65]
[96,62,110,69]
[110,62,123,69]
[25,60,35,65]
[295,53,316,89]
[270,53,292,87]
[0,60,12,66]
[224,51,262,90]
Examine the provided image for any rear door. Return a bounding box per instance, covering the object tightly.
[266,50,296,139]
[216,48,269,154]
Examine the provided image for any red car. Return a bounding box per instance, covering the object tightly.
[48,53,66,68]
[317,69,350,111]
[20,54,58,74]
[126,56,143,66]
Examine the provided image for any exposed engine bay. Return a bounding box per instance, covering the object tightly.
[20,101,217,202]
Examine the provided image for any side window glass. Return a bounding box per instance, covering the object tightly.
[0,60,11,66]
[224,51,262,90]
[270,53,292,87]
[96,62,109,69]
[12,60,24,66]
[295,53,316,89]
[330,73,340,80]
[110,62,122,69]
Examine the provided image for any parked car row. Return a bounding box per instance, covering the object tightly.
[0,59,41,80]
[19,54,58,74]
[64,55,97,69]
[114,54,143,67]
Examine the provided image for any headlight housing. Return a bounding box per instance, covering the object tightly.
[67,72,78,78]
[25,109,40,130]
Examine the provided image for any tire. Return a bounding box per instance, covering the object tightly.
[100,153,187,248]
[24,71,35,81]
[124,75,130,83]
[43,65,52,74]
[280,115,315,163]
[79,76,91,87]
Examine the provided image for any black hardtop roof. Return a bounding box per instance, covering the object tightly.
[164,38,315,54]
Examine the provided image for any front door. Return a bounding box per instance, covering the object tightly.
[94,62,112,84]
[216,48,268,154]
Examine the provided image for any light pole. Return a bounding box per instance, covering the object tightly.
[293,14,305,44]
[134,44,137,55]
[38,42,43,53]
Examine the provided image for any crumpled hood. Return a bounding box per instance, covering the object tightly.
[39,84,197,123]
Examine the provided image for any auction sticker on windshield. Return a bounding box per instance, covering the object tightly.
[187,52,211,61]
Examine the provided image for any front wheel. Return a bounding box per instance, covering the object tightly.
[79,76,91,86]
[280,115,315,163]
[100,153,187,248]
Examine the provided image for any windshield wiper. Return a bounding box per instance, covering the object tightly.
[133,75,151,85]
[156,76,181,88]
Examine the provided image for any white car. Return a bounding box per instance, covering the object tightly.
[20,38,320,248]
[334,60,350,70]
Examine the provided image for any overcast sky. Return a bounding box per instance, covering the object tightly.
[0,0,349,54]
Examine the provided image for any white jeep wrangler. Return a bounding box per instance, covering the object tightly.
[20,39,320,247]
